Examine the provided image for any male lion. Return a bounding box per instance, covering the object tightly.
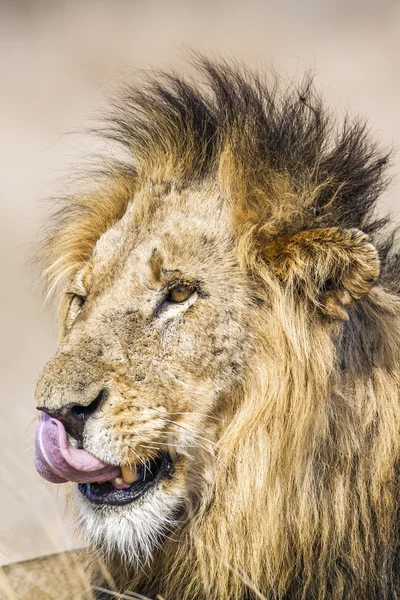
[34,59,400,600]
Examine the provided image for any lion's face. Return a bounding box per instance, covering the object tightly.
[35,185,254,561]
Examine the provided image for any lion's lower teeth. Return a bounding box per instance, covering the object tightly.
[121,465,138,484]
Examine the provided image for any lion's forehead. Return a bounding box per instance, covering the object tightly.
[93,182,229,255]
[89,196,236,294]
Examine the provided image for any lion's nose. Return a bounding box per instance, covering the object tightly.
[37,389,107,442]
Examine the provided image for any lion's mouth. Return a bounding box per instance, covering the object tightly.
[78,453,173,506]
[34,411,173,506]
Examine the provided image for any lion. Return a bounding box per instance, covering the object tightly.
[33,58,400,600]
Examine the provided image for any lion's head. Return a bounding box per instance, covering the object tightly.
[34,59,400,600]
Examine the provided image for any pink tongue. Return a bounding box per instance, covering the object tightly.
[34,411,120,484]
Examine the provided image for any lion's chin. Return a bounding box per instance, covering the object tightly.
[77,452,173,506]
[74,466,182,565]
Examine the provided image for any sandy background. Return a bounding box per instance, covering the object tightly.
[0,0,399,565]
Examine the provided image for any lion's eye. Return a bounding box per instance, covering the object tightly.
[72,294,86,308]
[66,293,86,327]
[167,284,194,303]
[68,294,86,319]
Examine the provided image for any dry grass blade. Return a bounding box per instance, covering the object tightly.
[92,587,152,600]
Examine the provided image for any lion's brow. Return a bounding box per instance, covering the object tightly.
[148,248,164,283]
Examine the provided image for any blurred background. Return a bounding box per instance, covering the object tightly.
[0,0,399,566]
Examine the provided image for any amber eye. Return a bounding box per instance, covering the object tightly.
[167,284,194,303]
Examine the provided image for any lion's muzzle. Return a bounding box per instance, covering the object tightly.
[34,411,174,506]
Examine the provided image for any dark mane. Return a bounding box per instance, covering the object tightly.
[102,57,399,290]
[39,57,400,299]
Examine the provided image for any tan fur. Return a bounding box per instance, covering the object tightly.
[35,59,400,599]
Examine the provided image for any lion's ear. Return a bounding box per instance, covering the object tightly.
[263,227,380,320]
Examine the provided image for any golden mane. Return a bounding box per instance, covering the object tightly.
[37,58,400,599]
